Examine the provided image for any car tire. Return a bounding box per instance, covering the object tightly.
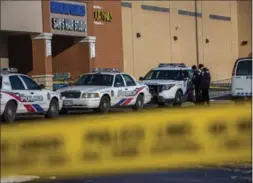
[97,95,110,114]
[173,90,183,107]
[2,101,17,123]
[45,98,59,118]
[132,94,144,111]
[59,108,68,115]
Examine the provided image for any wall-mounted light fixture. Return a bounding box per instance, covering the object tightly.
[136,32,141,38]
[240,40,248,46]
[205,38,209,43]
[173,36,178,41]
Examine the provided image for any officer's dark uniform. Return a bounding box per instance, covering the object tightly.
[192,69,202,104]
[200,67,211,105]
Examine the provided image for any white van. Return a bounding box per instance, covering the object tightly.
[231,56,252,101]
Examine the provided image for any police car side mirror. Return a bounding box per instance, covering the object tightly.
[39,84,45,89]
[139,77,144,81]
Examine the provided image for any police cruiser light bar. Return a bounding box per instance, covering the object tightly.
[0,68,18,73]
[92,68,120,73]
[158,63,186,68]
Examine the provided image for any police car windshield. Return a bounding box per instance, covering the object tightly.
[75,74,113,86]
[144,70,183,80]
[236,60,252,76]
[0,76,2,89]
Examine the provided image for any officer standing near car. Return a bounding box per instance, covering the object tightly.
[191,65,202,104]
[198,64,211,105]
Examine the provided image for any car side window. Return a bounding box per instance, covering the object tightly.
[114,74,125,87]
[9,76,25,90]
[122,74,136,86]
[20,76,40,90]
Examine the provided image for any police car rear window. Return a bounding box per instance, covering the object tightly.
[0,76,2,89]
[236,60,252,76]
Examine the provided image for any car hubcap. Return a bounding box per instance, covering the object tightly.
[103,102,107,108]
[7,108,13,120]
[138,99,142,106]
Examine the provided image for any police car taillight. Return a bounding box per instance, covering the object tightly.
[92,68,120,73]
[0,68,18,73]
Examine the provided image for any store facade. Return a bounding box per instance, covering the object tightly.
[0,0,123,89]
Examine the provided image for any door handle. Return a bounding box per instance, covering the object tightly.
[125,88,128,90]
[14,93,20,96]
[30,92,34,95]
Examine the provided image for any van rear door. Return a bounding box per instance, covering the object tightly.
[232,58,252,96]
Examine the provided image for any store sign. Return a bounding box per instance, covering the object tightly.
[52,18,86,32]
[50,1,87,33]
[94,10,112,22]
[50,1,86,17]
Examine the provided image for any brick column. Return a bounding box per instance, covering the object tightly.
[76,36,96,72]
[31,33,54,90]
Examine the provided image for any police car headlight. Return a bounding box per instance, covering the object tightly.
[82,93,100,98]
[163,84,175,90]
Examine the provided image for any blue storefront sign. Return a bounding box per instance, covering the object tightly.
[50,1,86,17]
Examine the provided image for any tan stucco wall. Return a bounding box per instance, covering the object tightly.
[237,0,252,58]
[122,0,251,81]
[0,1,43,33]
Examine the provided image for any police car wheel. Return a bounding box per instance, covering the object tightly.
[3,101,17,123]
[45,99,59,118]
[97,96,110,113]
[173,91,182,106]
[132,94,144,111]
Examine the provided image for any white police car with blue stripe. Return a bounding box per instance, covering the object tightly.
[0,68,63,123]
[56,68,152,114]
[138,63,194,106]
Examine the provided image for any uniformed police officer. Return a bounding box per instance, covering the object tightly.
[191,65,202,104]
[198,64,211,105]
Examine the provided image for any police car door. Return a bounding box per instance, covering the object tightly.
[8,75,28,113]
[19,75,47,113]
[113,74,126,106]
[122,74,138,106]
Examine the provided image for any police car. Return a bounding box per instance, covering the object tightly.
[56,68,152,113]
[0,68,63,122]
[139,63,194,106]
[231,56,252,101]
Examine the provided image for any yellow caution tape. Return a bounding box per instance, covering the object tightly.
[1,104,251,177]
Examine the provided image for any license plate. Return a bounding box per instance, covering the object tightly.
[63,100,73,106]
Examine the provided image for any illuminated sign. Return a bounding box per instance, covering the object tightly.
[94,10,112,22]
[50,1,86,17]
[52,18,87,32]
